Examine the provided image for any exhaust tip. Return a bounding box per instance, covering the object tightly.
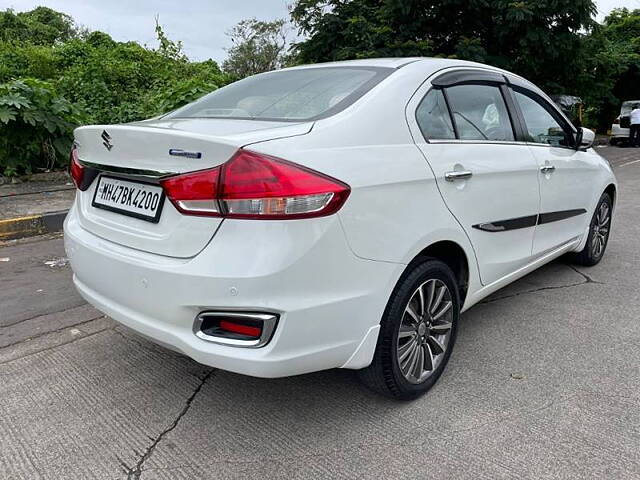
[193,312,278,348]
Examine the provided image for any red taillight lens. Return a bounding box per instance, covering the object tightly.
[160,150,350,219]
[161,167,222,216]
[613,117,620,125]
[69,146,86,190]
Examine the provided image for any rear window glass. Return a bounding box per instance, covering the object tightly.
[165,67,391,122]
[416,89,456,140]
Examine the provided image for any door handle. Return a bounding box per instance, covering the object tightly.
[540,165,556,174]
[444,170,473,181]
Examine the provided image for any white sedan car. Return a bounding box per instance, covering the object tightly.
[65,58,616,400]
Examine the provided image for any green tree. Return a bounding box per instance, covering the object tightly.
[222,18,290,78]
[0,7,78,45]
[576,8,640,130]
[291,0,597,92]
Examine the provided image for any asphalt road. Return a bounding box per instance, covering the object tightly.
[1,146,639,479]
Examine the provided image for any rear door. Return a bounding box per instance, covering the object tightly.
[407,70,541,286]
[508,86,597,256]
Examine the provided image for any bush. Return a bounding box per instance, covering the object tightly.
[0,78,84,176]
[142,77,219,116]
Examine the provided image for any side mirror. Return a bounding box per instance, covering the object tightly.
[575,127,595,150]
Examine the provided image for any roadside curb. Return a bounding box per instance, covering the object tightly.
[0,210,68,241]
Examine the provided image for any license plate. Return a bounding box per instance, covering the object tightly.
[92,176,165,223]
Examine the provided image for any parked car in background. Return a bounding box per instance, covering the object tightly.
[64,58,616,400]
[611,100,640,146]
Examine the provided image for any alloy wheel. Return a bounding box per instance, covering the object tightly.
[397,279,454,384]
[591,201,611,259]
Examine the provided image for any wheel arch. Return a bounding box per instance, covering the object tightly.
[409,240,470,305]
[604,183,617,208]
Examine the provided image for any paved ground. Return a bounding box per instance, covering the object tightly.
[1,146,639,479]
[0,172,75,220]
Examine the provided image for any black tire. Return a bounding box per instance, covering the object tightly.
[569,192,612,266]
[359,258,460,400]
[610,138,618,147]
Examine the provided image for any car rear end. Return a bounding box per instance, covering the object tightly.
[611,101,639,143]
[63,65,401,377]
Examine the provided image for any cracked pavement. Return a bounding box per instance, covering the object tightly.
[1,146,639,479]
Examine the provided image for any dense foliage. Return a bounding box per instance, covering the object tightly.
[0,78,83,176]
[2,4,640,176]
[579,8,640,130]
[0,7,229,176]
[291,1,640,132]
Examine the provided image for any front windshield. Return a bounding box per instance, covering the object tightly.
[165,67,391,122]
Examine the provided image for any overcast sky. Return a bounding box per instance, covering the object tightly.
[2,0,639,63]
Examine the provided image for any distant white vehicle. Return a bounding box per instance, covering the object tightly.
[611,100,640,145]
[64,58,616,399]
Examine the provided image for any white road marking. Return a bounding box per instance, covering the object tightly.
[617,158,640,168]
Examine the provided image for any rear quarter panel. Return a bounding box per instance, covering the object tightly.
[245,61,482,310]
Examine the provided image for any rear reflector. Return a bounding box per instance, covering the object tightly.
[194,312,278,348]
[160,150,350,219]
[219,320,262,338]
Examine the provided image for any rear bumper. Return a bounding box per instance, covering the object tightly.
[64,205,401,377]
[611,125,629,139]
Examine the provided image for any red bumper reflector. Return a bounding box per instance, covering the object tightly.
[219,320,262,338]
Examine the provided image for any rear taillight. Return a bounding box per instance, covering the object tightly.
[69,146,86,190]
[160,150,350,219]
[160,167,221,216]
[613,117,620,125]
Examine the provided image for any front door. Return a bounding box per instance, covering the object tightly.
[509,88,598,256]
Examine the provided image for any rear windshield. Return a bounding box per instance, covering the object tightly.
[165,67,391,122]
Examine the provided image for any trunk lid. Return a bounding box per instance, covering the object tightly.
[73,120,312,258]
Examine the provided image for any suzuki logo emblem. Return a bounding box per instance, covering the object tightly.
[101,130,113,151]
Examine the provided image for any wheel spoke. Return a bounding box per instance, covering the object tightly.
[403,341,419,376]
[412,343,424,379]
[423,343,434,371]
[425,280,436,315]
[427,335,446,355]
[398,339,416,363]
[417,285,426,317]
[432,301,452,321]
[430,322,452,334]
[595,236,603,256]
[430,286,446,315]
[399,324,415,339]
[405,305,420,325]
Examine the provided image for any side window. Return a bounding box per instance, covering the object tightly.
[416,89,456,140]
[445,84,514,141]
[512,90,571,147]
